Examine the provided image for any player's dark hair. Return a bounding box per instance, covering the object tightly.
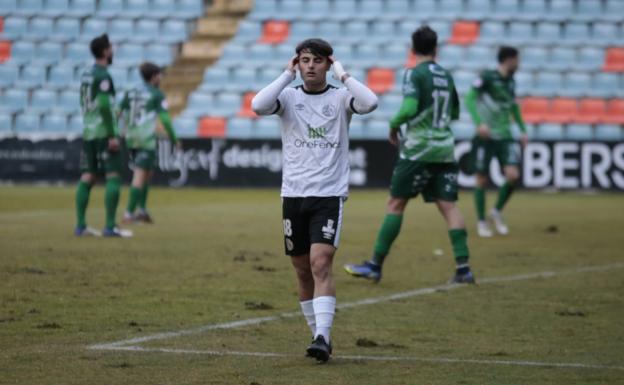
[411,26,437,56]
[498,46,519,63]
[295,38,333,58]
[90,34,111,59]
[140,62,162,82]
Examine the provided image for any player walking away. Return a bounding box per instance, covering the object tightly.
[343,26,474,285]
[74,34,132,238]
[252,38,377,363]
[464,46,528,237]
[119,63,181,224]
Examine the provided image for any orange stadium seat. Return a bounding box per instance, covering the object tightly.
[238,92,258,118]
[259,20,289,44]
[198,116,227,138]
[521,97,549,123]
[367,68,395,94]
[603,47,624,72]
[576,99,608,124]
[605,99,624,124]
[448,21,480,45]
[547,98,579,123]
[0,41,10,63]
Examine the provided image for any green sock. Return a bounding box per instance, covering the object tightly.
[495,182,515,211]
[104,176,121,230]
[75,181,92,228]
[126,186,142,214]
[448,229,470,265]
[474,187,485,221]
[372,214,403,265]
[138,184,149,210]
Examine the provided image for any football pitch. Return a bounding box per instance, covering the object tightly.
[1,186,623,385]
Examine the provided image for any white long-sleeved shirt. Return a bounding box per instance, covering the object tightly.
[252,71,378,197]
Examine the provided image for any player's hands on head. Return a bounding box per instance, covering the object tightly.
[389,128,400,147]
[108,137,120,152]
[286,55,299,74]
[520,133,529,148]
[477,124,490,139]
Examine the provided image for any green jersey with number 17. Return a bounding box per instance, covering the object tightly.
[120,84,168,150]
[399,60,460,163]
[79,64,117,140]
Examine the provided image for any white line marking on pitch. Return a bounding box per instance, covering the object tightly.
[95,345,624,372]
[89,262,624,352]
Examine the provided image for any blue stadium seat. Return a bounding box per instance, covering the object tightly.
[10,41,35,64]
[219,44,245,66]
[595,124,622,141]
[506,22,533,45]
[0,88,28,113]
[24,17,54,41]
[108,19,134,42]
[0,0,17,16]
[108,67,128,87]
[301,0,330,21]
[357,0,384,21]
[549,47,576,71]
[365,120,389,140]
[133,20,160,43]
[369,21,396,44]
[227,117,253,138]
[225,68,256,92]
[453,70,476,95]
[536,123,564,140]
[80,18,108,42]
[248,0,276,21]
[14,112,41,133]
[479,21,505,44]
[0,17,28,39]
[560,72,591,98]
[491,0,519,21]
[329,0,357,21]
[604,0,624,22]
[546,0,574,22]
[384,0,411,21]
[588,73,621,98]
[535,22,561,45]
[254,67,282,90]
[378,43,408,67]
[463,45,491,70]
[51,17,81,42]
[127,66,142,84]
[115,43,145,66]
[518,0,547,21]
[47,66,75,89]
[161,20,188,43]
[41,113,67,133]
[465,0,492,19]
[66,0,96,17]
[533,72,562,97]
[591,23,620,46]
[249,44,274,64]
[17,65,47,88]
[13,0,43,17]
[565,124,593,141]
[65,42,91,65]
[145,44,173,66]
[210,92,241,117]
[349,119,366,139]
[43,0,69,17]
[438,45,464,70]
[575,47,602,71]
[235,21,262,43]
[0,63,19,87]
[57,90,80,114]
[343,21,368,44]
[68,114,83,133]
[429,20,451,42]
[177,0,204,19]
[97,0,123,18]
[574,0,604,22]
[451,121,474,140]
[561,22,590,46]
[125,0,150,18]
[252,117,280,138]
[409,0,435,20]
[316,21,341,42]
[34,42,63,65]
[514,72,533,97]
[352,43,380,65]
[0,113,12,134]
[185,92,213,117]
[437,0,464,20]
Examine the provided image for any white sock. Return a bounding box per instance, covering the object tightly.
[313,296,336,343]
[299,299,316,336]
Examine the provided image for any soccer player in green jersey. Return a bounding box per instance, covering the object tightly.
[464,46,528,237]
[119,62,181,224]
[344,26,474,284]
[75,34,132,238]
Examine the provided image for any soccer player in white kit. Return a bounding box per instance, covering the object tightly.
[252,38,378,363]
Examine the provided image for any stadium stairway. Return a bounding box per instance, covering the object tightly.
[161,0,253,116]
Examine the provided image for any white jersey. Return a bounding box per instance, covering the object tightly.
[274,84,358,198]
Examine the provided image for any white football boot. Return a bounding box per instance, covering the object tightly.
[477,221,494,238]
[490,209,509,235]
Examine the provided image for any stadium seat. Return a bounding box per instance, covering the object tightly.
[66,0,95,18]
[259,20,289,44]
[549,47,576,71]
[589,73,621,98]
[134,19,160,44]
[378,43,408,67]
[51,17,80,42]
[238,92,257,118]
[357,0,384,21]
[0,40,11,63]
[67,114,82,133]
[518,0,547,21]
[429,20,451,43]
[565,124,593,141]
[604,0,624,22]
[248,0,276,21]
[198,116,226,138]
[595,124,622,141]
[535,123,564,140]
[343,21,368,44]
[605,99,624,124]
[227,117,254,138]
[369,21,396,44]
[24,17,53,41]
[185,91,213,117]
[519,46,548,71]
[1,16,27,39]
[43,0,69,17]
[13,0,43,17]
[384,0,411,21]
[575,99,607,124]
[34,42,63,65]
[201,67,229,92]
[547,98,579,124]
[173,116,198,138]
[478,21,505,44]
[0,62,18,87]
[108,67,128,87]
[30,89,57,113]
[14,112,41,133]
[252,117,280,138]
[0,88,28,113]
[491,0,519,21]
[125,0,150,18]
[47,65,75,89]
[41,113,67,133]
[365,120,389,140]
[438,45,464,69]
[108,19,134,42]
[57,90,80,114]
[249,44,274,64]
[329,0,356,21]
[603,48,624,72]
[591,23,620,46]
[453,70,476,94]
[0,0,17,16]
[514,71,533,97]
[219,44,246,66]
[463,45,490,70]
[521,97,549,123]
[535,22,561,45]
[177,0,204,19]
[145,44,173,67]
[210,92,242,117]
[17,65,47,88]
[367,68,394,95]
[448,21,479,45]
[115,43,144,66]
[301,0,330,22]
[235,21,262,43]
[96,0,123,18]
[65,42,91,64]
[506,22,533,45]
[161,20,188,43]
[547,0,574,22]
[576,47,603,71]
[560,73,591,98]
[0,113,12,134]
[80,18,107,42]
[561,22,590,46]
[276,0,304,21]
[226,67,256,92]
[533,72,562,97]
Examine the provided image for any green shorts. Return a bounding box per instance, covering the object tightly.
[390,159,459,202]
[129,149,157,171]
[79,138,122,175]
[471,137,520,174]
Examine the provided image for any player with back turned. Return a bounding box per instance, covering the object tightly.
[74,34,131,238]
[252,38,378,363]
[344,26,475,285]
[119,62,181,224]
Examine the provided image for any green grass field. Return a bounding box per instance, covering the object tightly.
[1,186,623,385]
